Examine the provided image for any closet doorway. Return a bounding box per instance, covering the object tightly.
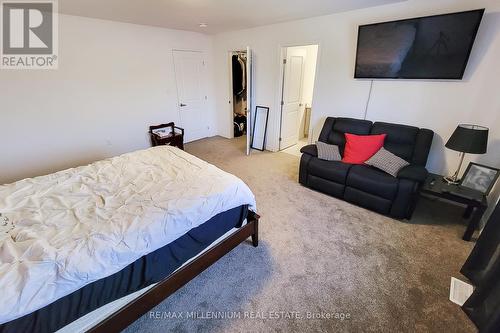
[279,44,318,156]
[229,47,253,155]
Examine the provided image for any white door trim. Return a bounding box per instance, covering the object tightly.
[227,49,247,140]
[279,47,306,150]
[246,46,253,155]
[227,51,236,139]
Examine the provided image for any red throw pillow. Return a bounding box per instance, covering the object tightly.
[342,133,386,164]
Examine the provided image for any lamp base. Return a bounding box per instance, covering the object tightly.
[444,151,467,185]
[443,176,460,185]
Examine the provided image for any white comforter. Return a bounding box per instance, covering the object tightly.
[0,146,256,324]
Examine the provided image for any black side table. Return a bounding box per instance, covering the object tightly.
[420,173,487,241]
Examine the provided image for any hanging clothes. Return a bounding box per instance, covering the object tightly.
[461,201,500,333]
[232,55,243,95]
[237,56,246,93]
[232,54,246,96]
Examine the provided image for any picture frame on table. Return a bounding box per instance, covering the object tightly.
[460,162,499,196]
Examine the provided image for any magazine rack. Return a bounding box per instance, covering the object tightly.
[149,122,184,150]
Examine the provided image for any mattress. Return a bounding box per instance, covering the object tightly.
[0,205,249,333]
[0,146,256,325]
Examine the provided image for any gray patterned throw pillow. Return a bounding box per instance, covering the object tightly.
[316,142,341,161]
[365,147,409,177]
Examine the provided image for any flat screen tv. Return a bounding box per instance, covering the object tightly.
[354,9,484,79]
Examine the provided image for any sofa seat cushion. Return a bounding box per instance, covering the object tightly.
[308,158,352,184]
[346,165,399,200]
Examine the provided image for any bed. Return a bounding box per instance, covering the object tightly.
[0,146,258,333]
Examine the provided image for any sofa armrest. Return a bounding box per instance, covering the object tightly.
[300,144,318,157]
[397,165,428,183]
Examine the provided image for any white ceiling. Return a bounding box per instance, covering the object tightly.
[59,0,404,34]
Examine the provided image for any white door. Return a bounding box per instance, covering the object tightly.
[280,47,306,150]
[173,50,207,142]
[246,46,253,155]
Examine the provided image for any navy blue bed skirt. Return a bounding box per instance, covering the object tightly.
[0,205,249,333]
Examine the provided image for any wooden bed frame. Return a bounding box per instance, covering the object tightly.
[88,211,260,333]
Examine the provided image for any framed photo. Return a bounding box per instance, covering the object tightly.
[251,106,269,151]
[460,162,499,195]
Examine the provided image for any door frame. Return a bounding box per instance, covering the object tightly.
[278,46,306,151]
[275,42,321,151]
[227,49,247,140]
[227,48,253,156]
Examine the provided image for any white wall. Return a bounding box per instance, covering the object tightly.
[213,0,500,204]
[0,15,216,184]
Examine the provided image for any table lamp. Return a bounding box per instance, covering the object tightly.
[444,124,489,184]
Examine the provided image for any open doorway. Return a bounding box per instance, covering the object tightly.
[229,50,250,154]
[279,44,318,157]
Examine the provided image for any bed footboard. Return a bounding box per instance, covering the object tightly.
[250,211,259,247]
[88,211,260,333]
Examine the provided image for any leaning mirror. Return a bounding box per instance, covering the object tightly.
[251,106,269,151]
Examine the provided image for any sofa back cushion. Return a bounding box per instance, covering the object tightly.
[371,122,418,162]
[411,128,434,166]
[318,117,434,167]
[318,117,372,155]
[371,122,434,166]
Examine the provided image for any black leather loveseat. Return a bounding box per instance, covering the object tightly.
[299,117,434,219]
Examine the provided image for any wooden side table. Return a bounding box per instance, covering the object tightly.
[149,123,184,150]
[420,173,487,241]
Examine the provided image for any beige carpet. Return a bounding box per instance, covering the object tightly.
[125,136,476,333]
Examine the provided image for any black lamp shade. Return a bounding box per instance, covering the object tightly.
[445,124,488,154]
